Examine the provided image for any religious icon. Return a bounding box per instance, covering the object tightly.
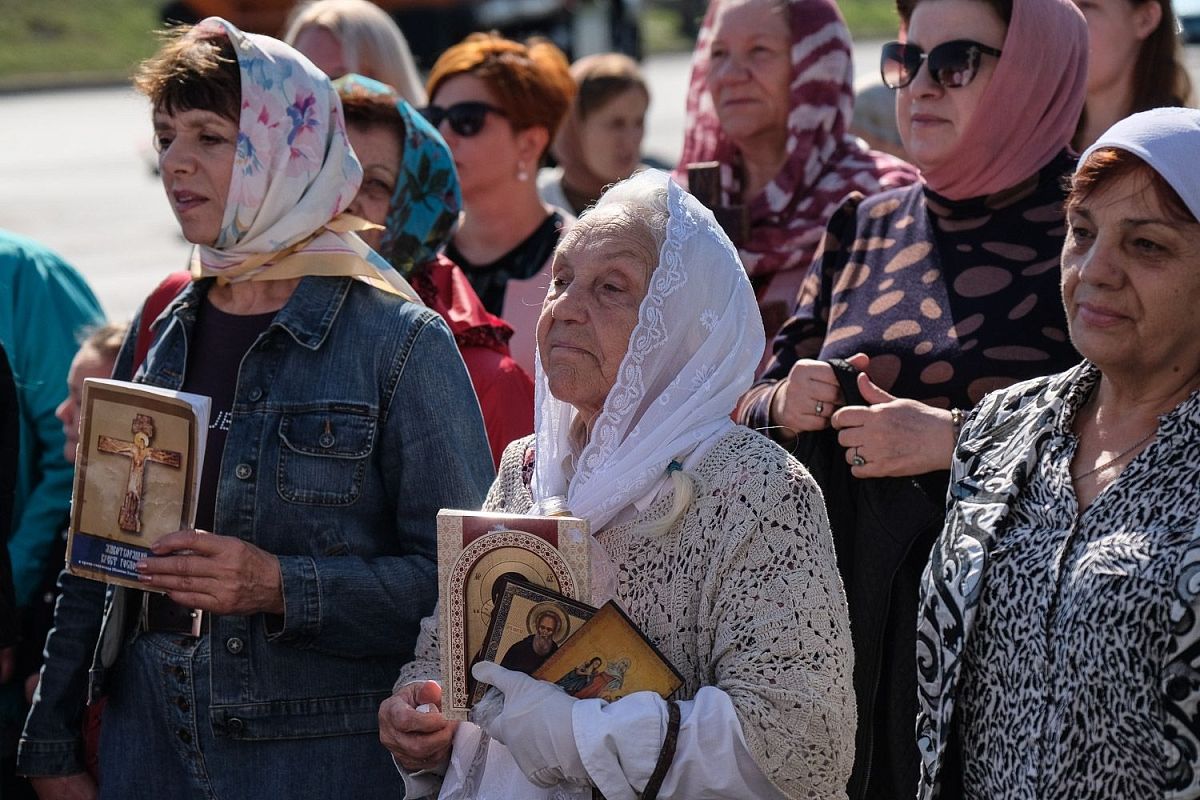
[470,577,595,706]
[66,379,210,590]
[532,601,684,703]
[437,509,591,720]
[97,413,183,533]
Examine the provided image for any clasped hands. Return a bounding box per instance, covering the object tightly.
[135,529,284,616]
[772,353,956,477]
[378,663,589,789]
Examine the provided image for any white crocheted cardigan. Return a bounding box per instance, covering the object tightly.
[398,426,856,798]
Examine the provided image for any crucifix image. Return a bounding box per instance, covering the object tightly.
[97,413,183,534]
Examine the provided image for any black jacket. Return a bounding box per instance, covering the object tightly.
[787,360,945,800]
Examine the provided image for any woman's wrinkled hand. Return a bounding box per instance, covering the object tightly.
[772,354,871,435]
[832,372,956,478]
[379,680,457,773]
[135,530,284,616]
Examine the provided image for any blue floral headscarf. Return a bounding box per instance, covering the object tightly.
[334,74,462,276]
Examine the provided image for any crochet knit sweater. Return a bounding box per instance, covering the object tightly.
[398,426,856,797]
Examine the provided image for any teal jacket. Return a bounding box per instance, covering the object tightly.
[0,230,103,607]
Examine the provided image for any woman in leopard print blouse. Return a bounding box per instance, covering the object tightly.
[918,108,1200,798]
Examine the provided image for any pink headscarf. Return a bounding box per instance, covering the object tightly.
[677,0,920,279]
[915,0,1089,199]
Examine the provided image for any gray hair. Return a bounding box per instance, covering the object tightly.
[557,171,670,277]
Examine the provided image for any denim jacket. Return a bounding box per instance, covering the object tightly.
[18,276,494,775]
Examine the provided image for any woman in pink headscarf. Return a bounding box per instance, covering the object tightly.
[736,0,1089,796]
[677,0,919,347]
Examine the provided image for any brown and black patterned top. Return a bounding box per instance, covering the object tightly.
[741,149,1083,425]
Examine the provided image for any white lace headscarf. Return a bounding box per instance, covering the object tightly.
[530,169,765,532]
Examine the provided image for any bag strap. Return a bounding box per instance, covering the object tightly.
[827,358,868,406]
[132,271,191,371]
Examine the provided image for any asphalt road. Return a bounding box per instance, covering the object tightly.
[2,41,1199,321]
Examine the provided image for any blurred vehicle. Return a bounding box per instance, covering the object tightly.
[1179,0,1200,43]
[161,0,642,68]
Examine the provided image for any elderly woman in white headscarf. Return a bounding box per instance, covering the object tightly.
[379,169,855,800]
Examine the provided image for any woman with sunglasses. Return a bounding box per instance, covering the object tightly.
[336,74,535,468]
[677,0,920,356]
[1071,0,1193,150]
[737,0,1088,796]
[422,33,576,375]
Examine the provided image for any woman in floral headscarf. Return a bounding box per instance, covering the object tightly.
[17,20,493,799]
[336,74,534,467]
[677,0,919,347]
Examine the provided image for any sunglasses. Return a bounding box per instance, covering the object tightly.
[880,39,1003,89]
[419,101,507,137]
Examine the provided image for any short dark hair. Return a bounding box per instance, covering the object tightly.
[1067,147,1196,225]
[340,92,406,139]
[897,0,1012,26]
[133,26,241,123]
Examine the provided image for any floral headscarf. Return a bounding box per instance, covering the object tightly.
[185,18,416,299]
[676,0,919,279]
[333,74,462,274]
[334,73,513,352]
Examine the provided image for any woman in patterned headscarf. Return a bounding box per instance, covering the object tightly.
[17,20,493,798]
[379,170,854,800]
[336,74,535,467]
[737,0,1089,795]
[677,0,919,348]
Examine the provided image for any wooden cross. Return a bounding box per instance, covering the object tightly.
[97,413,183,534]
[687,161,749,246]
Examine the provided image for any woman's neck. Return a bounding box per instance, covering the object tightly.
[1091,362,1200,428]
[456,180,553,265]
[737,134,788,201]
[1075,79,1135,152]
[208,278,301,315]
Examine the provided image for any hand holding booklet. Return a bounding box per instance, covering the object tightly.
[65,378,210,593]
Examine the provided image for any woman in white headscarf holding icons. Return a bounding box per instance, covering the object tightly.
[378,169,855,799]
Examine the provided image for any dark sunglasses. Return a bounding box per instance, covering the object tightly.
[880,39,1002,89]
[419,101,507,137]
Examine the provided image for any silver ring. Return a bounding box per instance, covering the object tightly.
[815,401,824,415]
[852,448,866,467]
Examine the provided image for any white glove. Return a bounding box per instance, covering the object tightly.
[470,661,592,788]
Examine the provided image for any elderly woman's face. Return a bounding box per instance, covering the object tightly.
[537,211,651,421]
[1062,168,1200,378]
[705,0,792,150]
[345,122,402,251]
[154,107,238,246]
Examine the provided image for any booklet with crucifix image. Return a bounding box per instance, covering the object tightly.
[66,378,210,597]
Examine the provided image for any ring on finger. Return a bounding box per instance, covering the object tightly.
[815,401,824,415]
[852,447,866,467]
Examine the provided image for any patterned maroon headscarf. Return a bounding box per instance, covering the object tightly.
[677,0,920,279]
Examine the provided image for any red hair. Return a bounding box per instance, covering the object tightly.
[426,33,574,157]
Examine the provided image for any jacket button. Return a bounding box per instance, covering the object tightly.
[318,432,335,448]
[235,463,252,480]
[225,636,244,655]
[248,387,263,401]
[227,717,245,734]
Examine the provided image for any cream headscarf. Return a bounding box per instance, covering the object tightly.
[529,169,765,532]
[184,17,416,300]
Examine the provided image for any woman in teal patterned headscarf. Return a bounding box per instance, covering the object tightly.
[337,74,534,465]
